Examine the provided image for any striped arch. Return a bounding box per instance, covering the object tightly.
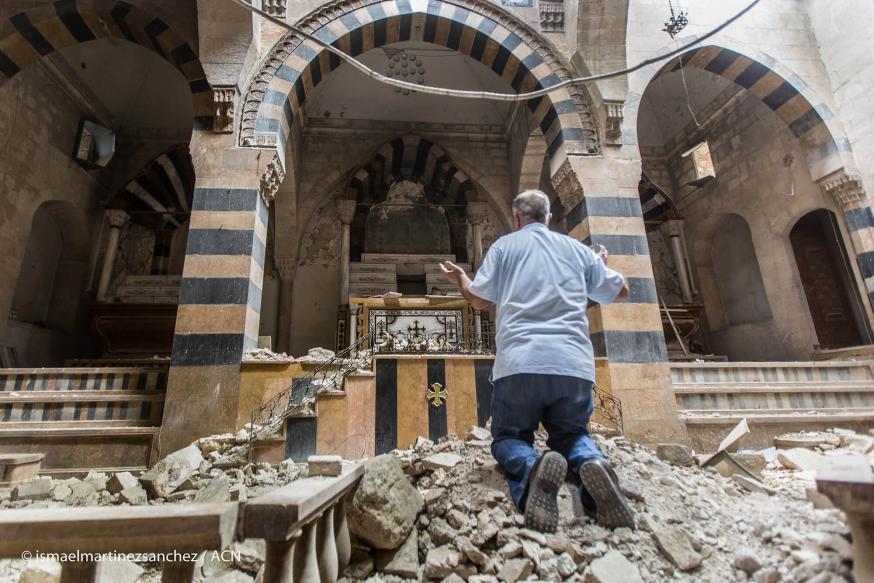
[247,0,594,174]
[344,135,479,202]
[111,145,194,229]
[655,46,836,155]
[0,1,212,128]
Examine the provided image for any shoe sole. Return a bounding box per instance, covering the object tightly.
[579,462,635,529]
[524,451,567,533]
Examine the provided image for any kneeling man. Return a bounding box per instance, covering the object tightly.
[440,190,635,532]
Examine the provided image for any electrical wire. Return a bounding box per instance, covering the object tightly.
[229,0,762,102]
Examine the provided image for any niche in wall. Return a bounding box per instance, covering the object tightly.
[711,214,772,328]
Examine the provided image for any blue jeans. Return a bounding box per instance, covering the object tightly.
[490,373,604,508]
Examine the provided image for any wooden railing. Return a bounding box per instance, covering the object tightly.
[0,463,363,583]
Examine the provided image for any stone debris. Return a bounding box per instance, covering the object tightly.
[347,454,424,549]
[0,425,860,583]
[341,426,854,582]
[243,347,294,361]
[296,346,336,364]
[655,443,694,466]
[307,454,343,477]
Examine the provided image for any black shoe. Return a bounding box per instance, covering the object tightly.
[523,451,567,533]
[579,459,635,529]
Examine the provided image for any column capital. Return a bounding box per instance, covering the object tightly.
[466,201,487,225]
[821,171,867,210]
[663,219,685,238]
[274,257,295,280]
[550,158,584,210]
[335,198,357,225]
[260,153,286,206]
[105,209,130,228]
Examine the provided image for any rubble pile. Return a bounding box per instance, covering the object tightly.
[343,428,855,583]
[0,430,302,512]
[763,428,874,502]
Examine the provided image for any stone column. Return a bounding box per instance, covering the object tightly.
[664,220,694,304]
[96,209,129,301]
[160,142,284,456]
[348,304,359,349]
[822,171,874,315]
[336,198,357,306]
[275,257,294,354]
[467,202,487,271]
[553,156,688,445]
[151,225,173,276]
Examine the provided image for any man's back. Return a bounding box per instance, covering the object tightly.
[469,222,624,382]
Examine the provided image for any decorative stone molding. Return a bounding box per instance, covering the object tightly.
[106,209,130,229]
[260,154,286,206]
[466,202,487,225]
[335,198,357,225]
[213,86,236,134]
[274,257,295,280]
[822,171,867,210]
[550,159,584,211]
[263,0,288,18]
[239,0,600,153]
[604,101,624,146]
[539,0,564,32]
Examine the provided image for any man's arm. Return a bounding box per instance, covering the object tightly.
[439,261,491,310]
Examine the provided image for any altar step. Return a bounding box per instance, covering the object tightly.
[350,254,471,297]
[672,361,874,450]
[0,367,167,473]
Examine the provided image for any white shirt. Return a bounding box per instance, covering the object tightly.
[468,222,625,382]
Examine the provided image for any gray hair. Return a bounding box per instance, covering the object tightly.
[513,190,551,223]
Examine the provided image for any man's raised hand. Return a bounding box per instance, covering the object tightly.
[439,261,466,286]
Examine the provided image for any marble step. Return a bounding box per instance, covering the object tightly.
[360,253,457,264]
[670,362,874,384]
[349,284,398,297]
[349,272,396,284]
[349,263,397,274]
[424,264,472,276]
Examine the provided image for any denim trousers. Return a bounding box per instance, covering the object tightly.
[490,373,604,508]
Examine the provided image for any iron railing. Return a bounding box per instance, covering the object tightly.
[369,326,496,355]
[248,336,372,449]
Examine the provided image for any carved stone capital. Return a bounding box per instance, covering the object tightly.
[213,86,236,134]
[335,197,357,225]
[263,0,288,18]
[550,159,584,210]
[663,219,685,239]
[260,154,286,206]
[274,257,295,280]
[822,171,867,210]
[466,201,487,225]
[105,209,130,229]
[539,0,564,32]
[604,101,624,146]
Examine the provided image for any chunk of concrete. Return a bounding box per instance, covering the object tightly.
[586,550,644,583]
[107,472,139,494]
[95,559,144,583]
[777,448,823,472]
[656,443,694,466]
[307,455,343,477]
[650,522,702,571]
[348,454,424,549]
[139,444,203,498]
[193,474,230,504]
[120,485,148,505]
[11,477,53,501]
[17,561,61,583]
[376,528,419,578]
[497,558,534,583]
[425,546,461,579]
[423,453,463,470]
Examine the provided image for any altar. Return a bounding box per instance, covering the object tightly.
[345,295,491,354]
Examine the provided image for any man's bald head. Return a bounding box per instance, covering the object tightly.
[513,190,551,225]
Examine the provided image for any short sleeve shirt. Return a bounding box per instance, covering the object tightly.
[468,222,625,382]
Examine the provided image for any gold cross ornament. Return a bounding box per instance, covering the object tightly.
[426,382,448,407]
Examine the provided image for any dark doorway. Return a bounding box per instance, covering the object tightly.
[790,210,869,349]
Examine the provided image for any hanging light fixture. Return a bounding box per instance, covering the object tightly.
[663,0,689,38]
